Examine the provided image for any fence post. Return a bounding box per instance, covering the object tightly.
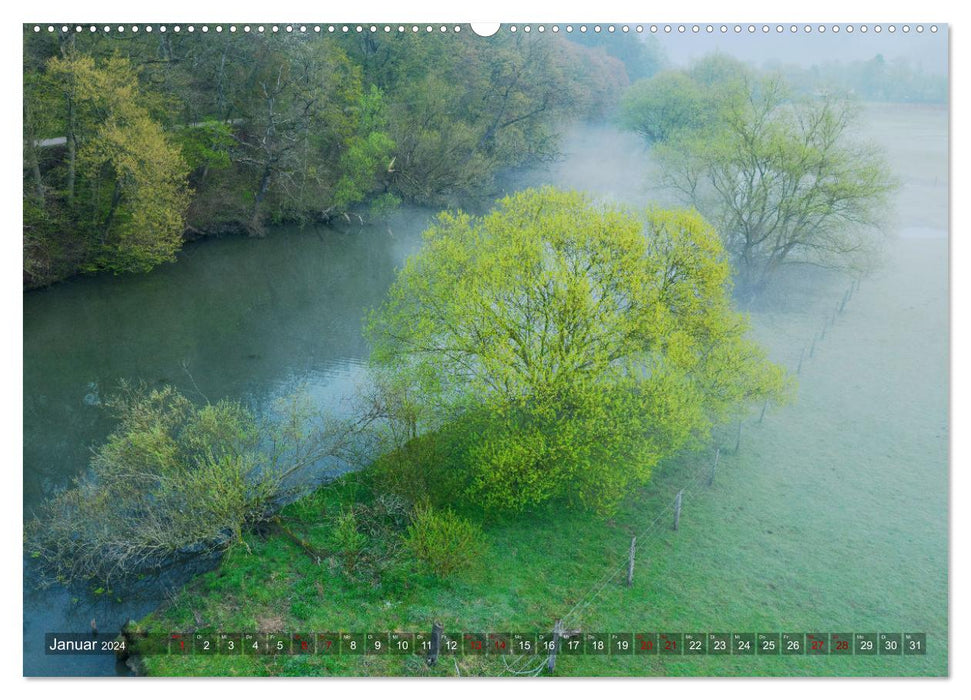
[797,347,805,374]
[708,447,720,487]
[673,490,683,531]
[627,536,637,588]
[547,619,563,674]
[427,621,443,665]
[734,419,742,453]
[840,289,848,313]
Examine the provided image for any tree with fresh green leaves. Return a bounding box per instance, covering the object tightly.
[25,51,191,277]
[618,55,752,146]
[26,383,365,587]
[688,52,752,90]
[161,32,395,230]
[618,71,711,143]
[176,120,235,185]
[367,187,788,514]
[655,76,897,295]
[348,31,628,205]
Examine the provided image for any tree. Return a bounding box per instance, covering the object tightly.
[26,51,191,276]
[618,71,710,143]
[348,31,629,205]
[26,385,269,586]
[26,383,365,587]
[688,52,752,89]
[566,32,665,82]
[367,187,787,513]
[656,76,897,295]
[211,34,381,231]
[618,54,751,145]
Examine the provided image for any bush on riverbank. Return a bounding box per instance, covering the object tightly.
[25,383,357,588]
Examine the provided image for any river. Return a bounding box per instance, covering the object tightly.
[22,206,435,675]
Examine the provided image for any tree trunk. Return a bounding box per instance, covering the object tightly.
[23,102,45,205]
[28,153,45,204]
[66,95,76,205]
[250,166,273,234]
[102,180,124,239]
[59,33,78,205]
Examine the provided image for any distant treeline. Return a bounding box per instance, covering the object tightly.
[22,30,661,288]
[767,54,947,103]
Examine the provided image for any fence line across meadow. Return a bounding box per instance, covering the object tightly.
[486,277,863,676]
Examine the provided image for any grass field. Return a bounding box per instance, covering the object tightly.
[137,230,948,677]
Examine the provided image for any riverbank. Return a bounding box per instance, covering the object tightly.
[135,236,947,677]
[21,212,431,676]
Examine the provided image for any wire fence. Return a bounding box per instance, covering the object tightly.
[490,277,862,677]
[497,465,714,676]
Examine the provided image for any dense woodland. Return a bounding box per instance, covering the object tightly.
[22,29,659,288]
[22,30,941,291]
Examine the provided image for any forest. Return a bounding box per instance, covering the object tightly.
[23,29,655,287]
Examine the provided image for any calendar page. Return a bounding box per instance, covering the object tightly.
[20,14,949,681]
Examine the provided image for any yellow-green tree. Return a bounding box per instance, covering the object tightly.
[26,383,360,586]
[36,52,190,274]
[367,187,788,514]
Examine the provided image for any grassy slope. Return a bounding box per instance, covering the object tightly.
[139,233,948,677]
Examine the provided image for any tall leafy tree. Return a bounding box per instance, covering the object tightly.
[367,187,788,513]
[618,71,711,143]
[567,31,665,82]
[26,51,190,276]
[618,54,751,144]
[348,31,628,205]
[171,33,385,232]
[656,76,896,295]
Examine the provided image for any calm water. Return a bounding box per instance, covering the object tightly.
[22,209,430,675]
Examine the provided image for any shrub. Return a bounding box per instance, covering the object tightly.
[354,493,411,538]
[330,507,368,571]
[367,428,466,509]
[402,504,485,578]
[25,382,349,588]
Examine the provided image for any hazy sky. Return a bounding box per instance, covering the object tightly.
[653,26,948,74]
